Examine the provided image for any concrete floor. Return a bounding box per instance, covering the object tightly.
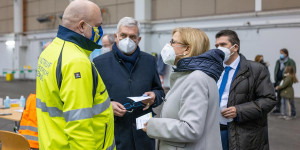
[0,77,299,149]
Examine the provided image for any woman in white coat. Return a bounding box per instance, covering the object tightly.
[143,27,224,150]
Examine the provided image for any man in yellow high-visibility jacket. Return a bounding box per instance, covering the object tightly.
[36,0,115,149]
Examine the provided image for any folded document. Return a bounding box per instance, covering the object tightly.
[136,112,152,130]
[127,96,151,102]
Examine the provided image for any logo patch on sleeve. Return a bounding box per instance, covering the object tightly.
[74,72,81,79]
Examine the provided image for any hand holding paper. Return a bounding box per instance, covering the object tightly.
[136,112,152,130]
[142,92,156,110]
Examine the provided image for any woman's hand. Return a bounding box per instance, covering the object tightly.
[142,122,148,132]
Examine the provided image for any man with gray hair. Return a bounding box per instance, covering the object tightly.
[93,17,165,150]
[101,34,115,54]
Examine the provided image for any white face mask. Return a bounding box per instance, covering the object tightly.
[218,44,236,62]
[118,37,136,54]
[161,43,176,66]
[101,47,111,54]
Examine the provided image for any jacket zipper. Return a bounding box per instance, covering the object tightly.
[102,123,108,149]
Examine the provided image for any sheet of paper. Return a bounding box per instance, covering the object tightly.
[14,109,24,113]
[219,106,233,124]
[136,112,152,130]
[127,96,151,102]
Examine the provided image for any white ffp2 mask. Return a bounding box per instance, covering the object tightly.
[161,43,176,65]
[101,47,111,54]
[118,37,136,54]
[218,44,236,62]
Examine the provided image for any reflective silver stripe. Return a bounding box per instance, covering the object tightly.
[37,97,110,122]
[93,97,111,116]
[19,125,38,132]
[23,134,38,141]
[106,138,116,150]
[64,97,111,122]
[64,107,93,122]
[36,98,63,117]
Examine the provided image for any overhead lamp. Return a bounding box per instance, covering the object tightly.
[5,40,15,49]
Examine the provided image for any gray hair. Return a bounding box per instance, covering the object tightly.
[104,34,115,44]
[117,17,140,36]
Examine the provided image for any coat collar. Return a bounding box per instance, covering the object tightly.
[173,49,225,82]
[112,43,140,63]
[57,25,101,52]
[169,72,191,88]
[229,54,250,92]
[235,54,249,77]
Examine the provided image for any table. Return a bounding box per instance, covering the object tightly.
[0,107,23,121]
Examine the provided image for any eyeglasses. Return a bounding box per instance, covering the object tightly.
[170,39,188,47]
[123,102,143,112]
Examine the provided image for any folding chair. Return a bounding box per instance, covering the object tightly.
[0,130,30,150]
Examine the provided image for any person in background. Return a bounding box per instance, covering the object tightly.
[93,17,164,150]
[36,0,115,149]
[254,54,269,70]
[101,34,115,54]
[42,41,52,50]
[151,52,167,89]
[273,48,296,114]
[143,27,223,150]
[215,30,276,150]
[157,54,167,88]
[18,94,39,150]
[276,66,298,120]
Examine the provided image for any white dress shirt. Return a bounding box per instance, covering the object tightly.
[217,55,240,125]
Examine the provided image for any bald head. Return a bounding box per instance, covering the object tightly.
[62,0,102,37]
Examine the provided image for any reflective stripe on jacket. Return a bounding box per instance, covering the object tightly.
[36,25,115,150]
[19,93,39,148]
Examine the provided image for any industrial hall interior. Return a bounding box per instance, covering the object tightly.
[0,0,299,150]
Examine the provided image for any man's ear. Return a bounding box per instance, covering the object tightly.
[136,36,141,45]
[78,20,85,33]
[234,44,239,52]
[114,33,118,39]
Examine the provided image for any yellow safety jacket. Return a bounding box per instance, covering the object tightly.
[36,25,115,150]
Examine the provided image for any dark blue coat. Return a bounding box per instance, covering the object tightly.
[93,44,165,150]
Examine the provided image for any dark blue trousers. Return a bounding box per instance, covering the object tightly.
[221,129,229,150]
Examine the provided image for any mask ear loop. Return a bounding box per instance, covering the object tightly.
[229,44,237,56]
[229,44,236,50]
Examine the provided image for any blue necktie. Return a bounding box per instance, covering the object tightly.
[219,66,232,102]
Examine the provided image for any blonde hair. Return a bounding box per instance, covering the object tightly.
[172,27,210,58]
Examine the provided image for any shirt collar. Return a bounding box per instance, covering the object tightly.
[57,25,101,51]
[223,55,240,70]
